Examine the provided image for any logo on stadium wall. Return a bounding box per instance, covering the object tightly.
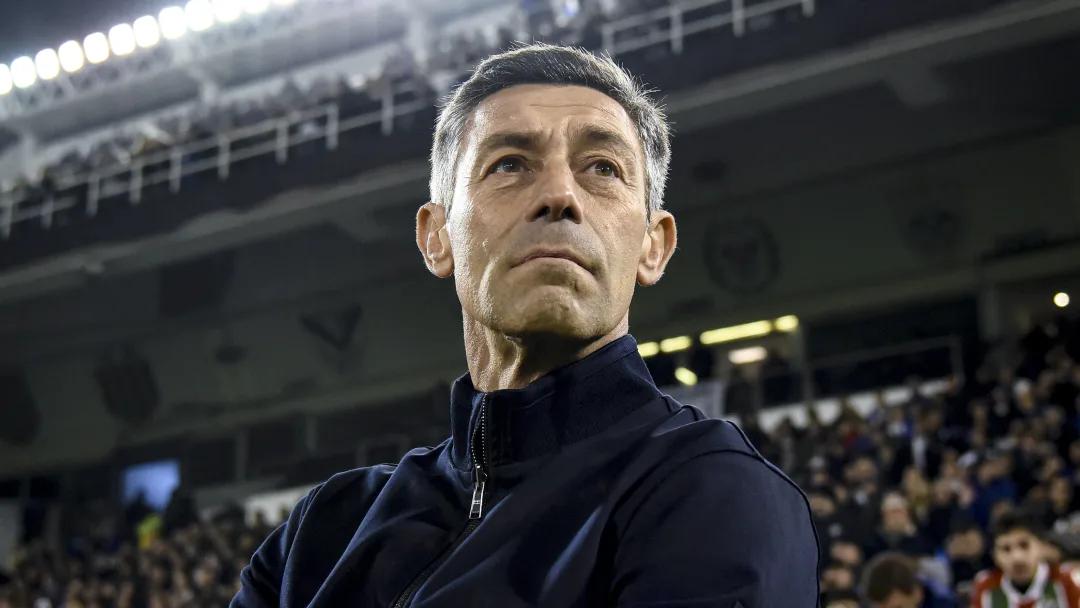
[888,179,965,257]
[703,217,780,294]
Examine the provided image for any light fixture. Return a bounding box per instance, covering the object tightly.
[108,23,137,56]
[1054,292,1070,309]
[660,335,693,353]
[213,0,243,22]
[185,0,216,32]
[159,6,188,39]
[34,49,60,81]
[637,342,660,358]
[84,32,111,64]
[0,65,12,95]
[728,346,768,365]
[58,40,85,73]
[133,16,162,48]
[699,320,772,345]
[243,0,270,13]
[675,367,698,386]
[10,56,37,89]
[774,315,800,332]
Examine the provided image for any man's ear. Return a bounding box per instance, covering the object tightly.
[637,209,676,286]
[416,202,454,279]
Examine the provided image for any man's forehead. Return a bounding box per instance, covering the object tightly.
[466,84,636,145]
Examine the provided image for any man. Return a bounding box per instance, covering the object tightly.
[864,492,935,560]
[859,552,956,608]
[971,510,1080,607]
[231,43,819,607]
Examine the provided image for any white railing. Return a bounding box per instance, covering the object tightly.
[0,84,430,239]
[601,0,815,56]
[664,335,962,417]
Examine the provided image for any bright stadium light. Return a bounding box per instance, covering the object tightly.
[84,32,111,64]
[133,16,162,48]
[34,48,60,81]
[213,0,243,23]
[185,0,216,32]
[243,0,269,14]
[10,56,37,89]
[637,342,660,358]
[159,6,188,39]
[659,335,692,353]
[700,320,773,345]
[674,367,698,387]
[728,346,768,365]
[58,40,85,73]
[774,315,800,332]
[1055,292,1070,308]
[0,65,12,95]
[108,23,137,56]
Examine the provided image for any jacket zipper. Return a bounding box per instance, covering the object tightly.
[390,395,490,608]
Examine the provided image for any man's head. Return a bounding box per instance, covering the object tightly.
[880,492,914,535]
[859,552,925,608]
[992,510,1046,585]
[416,43,676,348]
[945,521,986,560]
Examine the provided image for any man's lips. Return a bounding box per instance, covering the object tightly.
[516,248,590,270]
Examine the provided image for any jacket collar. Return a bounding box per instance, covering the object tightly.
[449,334,662,471]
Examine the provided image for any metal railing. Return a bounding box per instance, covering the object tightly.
[601,0,815,56]
[0,84,430,239]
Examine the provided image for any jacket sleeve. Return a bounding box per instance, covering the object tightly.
[611,451,820,608]
[230,486,320,608]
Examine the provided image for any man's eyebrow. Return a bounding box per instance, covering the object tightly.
[572,125,638,158]
[474,130,545,160]
[474,126,638,158]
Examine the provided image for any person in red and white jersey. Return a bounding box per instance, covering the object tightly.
[971,510,1080,608]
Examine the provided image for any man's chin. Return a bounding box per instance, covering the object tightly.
[499,301,595,339]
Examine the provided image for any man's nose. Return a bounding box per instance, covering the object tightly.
[527,164,583,223]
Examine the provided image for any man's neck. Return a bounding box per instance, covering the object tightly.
[462,314,629,392]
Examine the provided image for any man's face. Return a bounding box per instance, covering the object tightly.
[419,84,674,342]
[993,529,1042,584]
[874,587,923,608]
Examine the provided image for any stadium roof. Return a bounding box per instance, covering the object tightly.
[0,0,165,60]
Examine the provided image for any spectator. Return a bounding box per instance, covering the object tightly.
[971,509,1080,607]
[859,551,957,608]
[864,492,936,560]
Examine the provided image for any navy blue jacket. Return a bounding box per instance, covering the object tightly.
[231,335,820,607]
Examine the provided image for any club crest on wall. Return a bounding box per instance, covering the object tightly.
[703,217,780,294]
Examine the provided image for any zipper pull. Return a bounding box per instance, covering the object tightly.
[469,464,487,520]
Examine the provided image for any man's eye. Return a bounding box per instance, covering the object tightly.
[490,157,524,174]
[591,160,620,178]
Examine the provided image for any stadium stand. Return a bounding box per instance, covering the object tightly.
[0,310,1076,606]
[1,0,1080,605]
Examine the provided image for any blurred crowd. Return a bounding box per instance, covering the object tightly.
[0,489,275,608]
[767,313,1080,606]
[3,312,1077,607]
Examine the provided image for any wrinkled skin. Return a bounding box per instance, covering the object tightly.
[416,84,677,390]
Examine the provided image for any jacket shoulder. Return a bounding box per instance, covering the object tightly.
[299,443,447,520]
[658,399,795,485]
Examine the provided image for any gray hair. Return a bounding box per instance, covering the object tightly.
[429,43,672,217]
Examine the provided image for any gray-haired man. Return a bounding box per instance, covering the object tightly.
[232,43,819,608]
